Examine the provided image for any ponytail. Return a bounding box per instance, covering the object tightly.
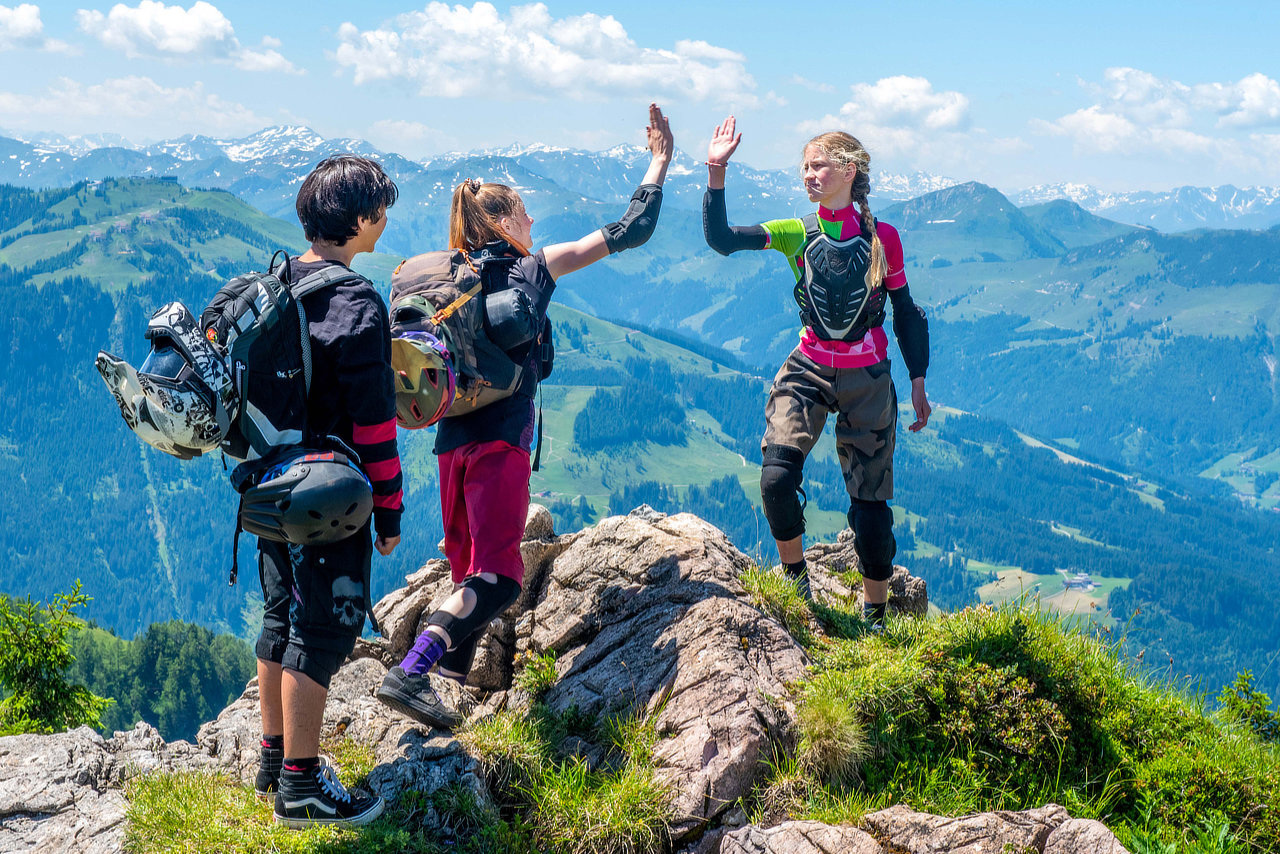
[449,179,529,255]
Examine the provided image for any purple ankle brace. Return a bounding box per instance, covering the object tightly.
[400,630,448,676]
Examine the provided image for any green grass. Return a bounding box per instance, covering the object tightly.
[460,702,672,854]
[750,600,1280,853]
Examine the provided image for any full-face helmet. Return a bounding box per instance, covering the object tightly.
[96,302,238,459]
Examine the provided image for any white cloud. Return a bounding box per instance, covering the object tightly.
[333,1,759,105]
[0,75,268,136]
[1038,68,1280,170]
[76,1,299,72]
[794,76,981,171]
[0,3,71,51]
[788,74,835,94]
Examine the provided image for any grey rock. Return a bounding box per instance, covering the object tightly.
[0,722,206,854]
[719,820,883,853]
[864,803,1070,853]
[804,529,928,617]
[522,511,810,842]
[1045,818,1131,853]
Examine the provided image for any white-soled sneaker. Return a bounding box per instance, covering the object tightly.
[273,757,383,829]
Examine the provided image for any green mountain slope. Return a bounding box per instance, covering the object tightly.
[880,181,1066,265]
[1020,198,1142,248]
[3,176,1280,708]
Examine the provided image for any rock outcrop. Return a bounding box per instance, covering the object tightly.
[0,506,1131,854]
[804,527,928,616]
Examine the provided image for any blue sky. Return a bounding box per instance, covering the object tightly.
[2,1,1278,192]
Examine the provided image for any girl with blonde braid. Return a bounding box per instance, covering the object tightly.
[703,116,931,629]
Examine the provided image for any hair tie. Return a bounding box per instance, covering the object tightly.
[466,178,482,195]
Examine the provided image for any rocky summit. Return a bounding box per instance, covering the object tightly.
[0,507,1129,853]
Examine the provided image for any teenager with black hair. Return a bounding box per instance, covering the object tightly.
[255,155,403,828]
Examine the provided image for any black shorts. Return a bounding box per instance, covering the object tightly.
[255,524,372,687]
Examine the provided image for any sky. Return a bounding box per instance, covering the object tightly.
[1,1,1279,193]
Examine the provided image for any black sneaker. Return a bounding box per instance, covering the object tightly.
[784,564,813,602]
[376,666,463,729]
[254,743,282,800]
[273,758,383,829]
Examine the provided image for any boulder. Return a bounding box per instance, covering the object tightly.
[719,820,883,853]
[519,508,810,842]
[804,528,928,616]
[0,722,206,854]
[863,803,1070,853]
[1045,818,1132,853]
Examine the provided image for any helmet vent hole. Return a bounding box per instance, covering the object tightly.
[308,509,323,520]
[345,503,358,515]
[279,499,291,511]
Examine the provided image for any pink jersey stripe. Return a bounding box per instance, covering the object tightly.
[364,458,402,481]
[353,419,397,445]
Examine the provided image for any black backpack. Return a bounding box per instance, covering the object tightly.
[201,253,364,463]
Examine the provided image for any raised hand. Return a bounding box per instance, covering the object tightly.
[707,115,742,166]
[646,103,673,163]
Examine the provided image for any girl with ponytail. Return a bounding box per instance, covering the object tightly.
[377,104,674,729]
[702,116,931,630]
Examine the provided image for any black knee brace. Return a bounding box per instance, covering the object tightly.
[427,575,521,650]
[849,499,896,581]
[761,444,807,542]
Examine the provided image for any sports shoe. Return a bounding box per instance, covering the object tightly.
[254,742,283,800]
[273,758,383,829]
[376,665,464,730]
[784,564,813,602]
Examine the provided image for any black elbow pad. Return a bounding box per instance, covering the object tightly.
[602,184,662,253]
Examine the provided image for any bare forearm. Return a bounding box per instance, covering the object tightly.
[642,154,671,187]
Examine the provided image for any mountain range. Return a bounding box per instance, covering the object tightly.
[8,124,1280,232]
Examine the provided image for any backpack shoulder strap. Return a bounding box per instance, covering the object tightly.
[285,265,369,394]
[291,265,366,299]
[801,213,822,243]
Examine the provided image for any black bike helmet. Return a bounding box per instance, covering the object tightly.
[238,449,373,544]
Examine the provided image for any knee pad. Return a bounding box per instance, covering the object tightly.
[428,574,521,650]
[849,499,896,581]
[760,444,807,542]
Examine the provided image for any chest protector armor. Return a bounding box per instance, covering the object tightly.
[793,213,887,342]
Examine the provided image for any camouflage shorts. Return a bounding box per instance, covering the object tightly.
[761,349,897,502]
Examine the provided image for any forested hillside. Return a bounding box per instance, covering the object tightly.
[3,174,1279,720]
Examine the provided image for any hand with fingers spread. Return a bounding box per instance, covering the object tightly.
[707,115,742,167]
